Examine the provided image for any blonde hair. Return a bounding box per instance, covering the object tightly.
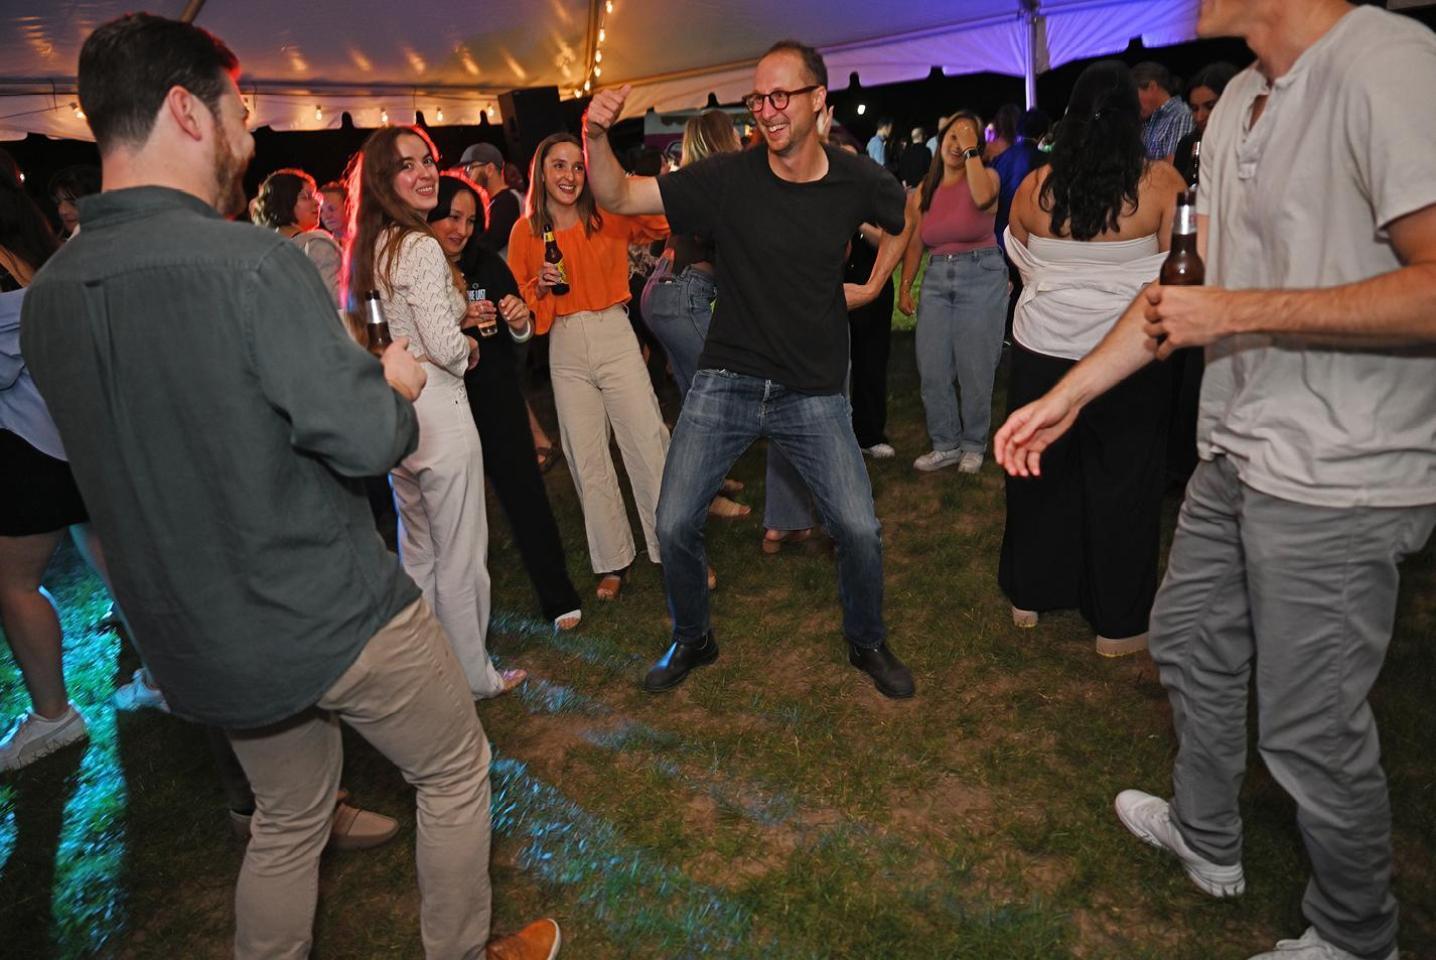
[681,110,742,167]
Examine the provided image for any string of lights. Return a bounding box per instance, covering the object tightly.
[573,0,615,99]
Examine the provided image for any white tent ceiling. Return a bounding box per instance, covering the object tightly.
[0,0,1199,141]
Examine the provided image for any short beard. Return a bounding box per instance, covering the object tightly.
[212,131,248,219]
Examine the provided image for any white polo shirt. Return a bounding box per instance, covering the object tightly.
[1196,5,1436,508]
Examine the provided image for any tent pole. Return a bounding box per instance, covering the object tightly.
[1022,0,1042,109]
[179,1,207,24]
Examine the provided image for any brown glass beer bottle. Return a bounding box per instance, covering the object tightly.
[1160,192,1204,287]
[364,290,394,356]
[543,226,570,296]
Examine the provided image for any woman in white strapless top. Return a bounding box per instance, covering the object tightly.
[997,59,1189,659]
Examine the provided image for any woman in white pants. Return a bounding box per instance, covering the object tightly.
[344,125,523,698]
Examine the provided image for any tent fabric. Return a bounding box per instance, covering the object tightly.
[0,0,1197,141]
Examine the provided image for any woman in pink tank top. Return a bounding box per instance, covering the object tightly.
[897,111,1009,474]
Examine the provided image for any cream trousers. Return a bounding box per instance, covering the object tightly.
[549,304,670,573]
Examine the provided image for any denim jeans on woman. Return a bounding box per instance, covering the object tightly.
[915,246,1009,454]
[639,258,717,402]
[655,370,885,648]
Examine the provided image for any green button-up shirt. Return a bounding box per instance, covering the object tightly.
[22,187,421,729]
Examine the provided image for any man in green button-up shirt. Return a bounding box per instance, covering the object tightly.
[21,13,561,959]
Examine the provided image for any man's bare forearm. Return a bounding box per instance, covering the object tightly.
[1229,263,1436,344]
[583,127,629,212]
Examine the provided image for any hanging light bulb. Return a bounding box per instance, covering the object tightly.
[583,79,591,92]
[380,107,390,124]
[598,28,606,43]
[314,104,323,122]
[593,66,602,78]
[594,50,602,63]
[856,103,867,116]
[606,0,613,12]
[436,106,445,123]
[71,102,85,120]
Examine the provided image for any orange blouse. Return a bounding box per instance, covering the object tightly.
[507,210,669,335]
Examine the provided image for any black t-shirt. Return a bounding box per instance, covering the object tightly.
[657,143,905,394]
[480,188,522,255]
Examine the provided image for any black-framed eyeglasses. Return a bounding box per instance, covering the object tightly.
[743,85,819,114]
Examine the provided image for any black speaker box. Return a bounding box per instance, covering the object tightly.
[499,86,564,175]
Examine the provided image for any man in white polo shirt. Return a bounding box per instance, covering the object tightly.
[993,2,1436,958]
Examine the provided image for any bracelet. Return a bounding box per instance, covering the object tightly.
[509,316,534,344]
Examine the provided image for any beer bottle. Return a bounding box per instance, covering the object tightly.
[543,225,570,296]
[1160,192,1203,287]
[1186,139,1201,194]
[363,290,394,356]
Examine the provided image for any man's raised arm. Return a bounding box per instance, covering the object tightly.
[583,84,665,216]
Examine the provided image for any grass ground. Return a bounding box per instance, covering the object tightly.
[2,331,1433,959]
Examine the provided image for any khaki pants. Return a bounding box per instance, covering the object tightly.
[228,599,492,960]
[550,305,669,573]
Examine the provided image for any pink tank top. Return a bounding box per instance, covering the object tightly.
[919,177,998,255]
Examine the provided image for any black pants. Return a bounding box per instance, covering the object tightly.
[848,283,894,449]
[998,344,1172,638]
[1164,346,1204,487]
[465,336,581,621]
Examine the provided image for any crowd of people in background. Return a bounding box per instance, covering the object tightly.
[2,3,1434,960]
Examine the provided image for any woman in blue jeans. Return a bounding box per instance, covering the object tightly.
[898,111,1008,474]
[640,110,750,523]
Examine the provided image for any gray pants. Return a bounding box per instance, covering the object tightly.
[1151,457,1435,960]
[228,599,493,960]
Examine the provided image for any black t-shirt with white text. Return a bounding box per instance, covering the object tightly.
[657,144,905,394]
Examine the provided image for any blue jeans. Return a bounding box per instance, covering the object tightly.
[656,370,885,648]
[915,247,1009,453]
[639,260,716,403]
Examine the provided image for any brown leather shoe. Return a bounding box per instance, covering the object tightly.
[486,918,561,960]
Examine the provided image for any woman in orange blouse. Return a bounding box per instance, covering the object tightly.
[508,133,671,600]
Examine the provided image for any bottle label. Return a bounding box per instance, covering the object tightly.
[1175,203,1197,236]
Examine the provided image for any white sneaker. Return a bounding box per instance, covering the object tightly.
[1114,789,1246,897]
[957,451,984,474]
[861,443,896,460]
[913,448,963,472]
[113,668,171,713]
[1247,927,1396,960]
[0,704,89,771]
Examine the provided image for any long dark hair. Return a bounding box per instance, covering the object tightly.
[523,133,602,237]
[1039,60,1147,241]
[0,149,61,277]
[427,174,489,277]
[342,125,462,332]
[919,111,983,214]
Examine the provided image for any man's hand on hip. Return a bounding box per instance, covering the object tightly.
[381,338,426,402]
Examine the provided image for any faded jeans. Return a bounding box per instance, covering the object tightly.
[915,247,1008,453]
[656,370,885,648]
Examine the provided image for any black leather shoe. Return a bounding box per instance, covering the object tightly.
[848,640,915,699]
[643,631,719,692]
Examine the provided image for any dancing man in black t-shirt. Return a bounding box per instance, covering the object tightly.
[584,39,916,698]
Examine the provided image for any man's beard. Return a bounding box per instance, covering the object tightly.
[212,131,248,219]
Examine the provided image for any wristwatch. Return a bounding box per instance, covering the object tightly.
[962,147,981,161]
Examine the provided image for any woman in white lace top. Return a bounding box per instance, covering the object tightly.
[343,126,523,699]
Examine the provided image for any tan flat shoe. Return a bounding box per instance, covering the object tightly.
[761,527,812,555]
[708,495,751,519]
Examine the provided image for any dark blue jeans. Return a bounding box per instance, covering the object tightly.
[655,370,886,648]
